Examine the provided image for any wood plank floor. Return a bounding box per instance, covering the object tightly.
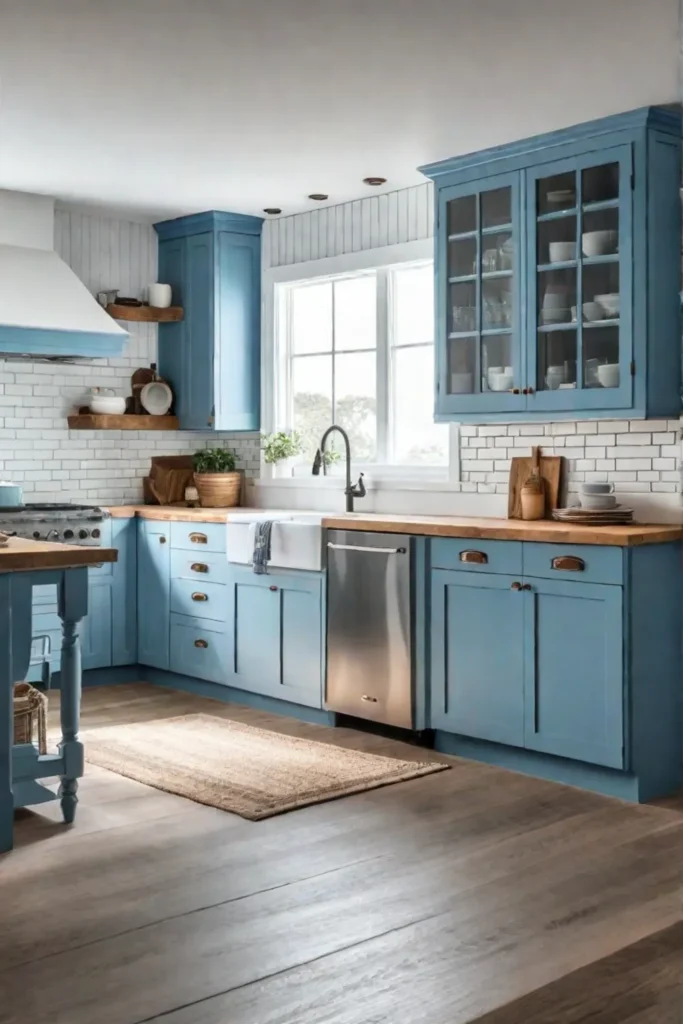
[1,683,682,1024]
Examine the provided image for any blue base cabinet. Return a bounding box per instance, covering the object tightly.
[420,106,682,422]
[26,516,137,682]
[429,537,683,799]
[137,520,170,670]
[155,211,263,432]
[226,565,324,709]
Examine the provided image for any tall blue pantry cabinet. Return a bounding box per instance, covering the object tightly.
[154,211,263,432]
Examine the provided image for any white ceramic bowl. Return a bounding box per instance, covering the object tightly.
[542,289,569,309]
[581,482,614,495]
[579,494,617,510]
[89,395,126,415]
[582,301,603,322]
[597,363,620,388]
[595,292,620,317]
[582,230,618,257]
[450,372,473,394]
[488,372,514,392]
[549,241,576,263]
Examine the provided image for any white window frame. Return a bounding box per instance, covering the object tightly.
[261,239,460,486]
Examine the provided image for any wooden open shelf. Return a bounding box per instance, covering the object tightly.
[68,414,179,431]
[106,304,184,323]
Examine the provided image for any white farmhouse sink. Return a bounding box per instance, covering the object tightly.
[226,512,324,571]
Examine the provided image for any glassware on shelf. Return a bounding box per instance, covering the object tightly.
[451,305,476,332]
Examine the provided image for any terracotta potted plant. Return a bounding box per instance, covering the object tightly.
[192,447,241,507]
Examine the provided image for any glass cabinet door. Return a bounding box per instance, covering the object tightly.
[528,146,633,411]
[438,173,523,415]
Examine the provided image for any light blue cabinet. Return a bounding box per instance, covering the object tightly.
[155,211,263,432]
[81,581,112,670]
[524,576,623,769]
[421,106,681,422]
[430,569,525,745]
[137,520,170,670]
[226,566,324,709]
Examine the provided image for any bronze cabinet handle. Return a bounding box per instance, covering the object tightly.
[191,592,208,602]
[521,583,533,591]
[552,555,585,572]
[159,536,167,544]
[511,388,521,394]
[191,562,209,573]
[194,639,208,649]
[511,581,522,590]
[459,549,488,565]
[527,386,535,395]
[190,532,208,544]
[269,585,278,592]
[361,695,378,703]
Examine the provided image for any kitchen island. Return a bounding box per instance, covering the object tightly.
[0,537,117,853]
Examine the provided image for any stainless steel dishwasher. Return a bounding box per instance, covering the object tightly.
[326,529,413,729]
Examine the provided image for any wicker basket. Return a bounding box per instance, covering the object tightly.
[13,683,47,754]
[193,471,241,508]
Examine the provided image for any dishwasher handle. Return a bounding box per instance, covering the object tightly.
[327,542,406,555]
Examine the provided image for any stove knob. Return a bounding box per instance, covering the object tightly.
[63,529,74,540]
[79,529,89,540]
[46,529,60,542]
[91,528,101,539]
[33,531,41,540]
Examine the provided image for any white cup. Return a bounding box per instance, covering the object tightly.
[148,283,172,308]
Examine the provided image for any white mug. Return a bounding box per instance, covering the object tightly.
[148,283,172,308]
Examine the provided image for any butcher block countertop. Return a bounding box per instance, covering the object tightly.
[0,538,117,573]
[106,506,683,547]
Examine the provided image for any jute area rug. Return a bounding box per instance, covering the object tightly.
[84,713,449,820]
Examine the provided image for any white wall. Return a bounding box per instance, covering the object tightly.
[259,183,683,522]
[0,208,259,507]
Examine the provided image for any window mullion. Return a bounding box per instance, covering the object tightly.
[376,269,389,464]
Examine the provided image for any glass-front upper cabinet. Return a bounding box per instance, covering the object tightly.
[528,146,633,412]
[424,106,682,423]
[438,172,523,415]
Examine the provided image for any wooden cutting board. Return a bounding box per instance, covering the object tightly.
[508,450,564,519]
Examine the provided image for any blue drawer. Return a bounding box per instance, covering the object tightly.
[170,521,225,554]
[171,577,227,620]
[170,548,229,586]
[430,537,523,575]
[169,612,228,685]
[522,542,624,586]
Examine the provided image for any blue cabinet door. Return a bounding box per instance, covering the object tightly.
[436,171,526,420]
[525,144,633,413]
[523,577,624,769]
[112,518,137,666]
[226,567,324,708]
[215,231,261,431]
[185,232,214,430]
[81,581,112,670]
[430,569,525,745]
[137,521,170,669]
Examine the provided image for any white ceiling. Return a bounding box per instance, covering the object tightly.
[0,0,678,222]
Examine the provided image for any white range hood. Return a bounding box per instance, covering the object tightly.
[0,190,128,358]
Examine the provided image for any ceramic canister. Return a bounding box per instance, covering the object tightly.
[0,482,23,507]
[148,283,172,308]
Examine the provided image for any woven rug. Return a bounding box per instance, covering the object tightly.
[84,713,449,820]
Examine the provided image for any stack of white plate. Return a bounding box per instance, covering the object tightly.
[552,506,634,525]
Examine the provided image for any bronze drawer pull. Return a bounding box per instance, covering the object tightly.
[191,592,208,602]
[190,532,208,544]
[159,536,167,544]
[269,585,278,592]
[191,562,209,573]
[194,639,208,649]
[552,555,585,572]
[521,583,533,591]
[511,581,522,590]
[459,549,488,565]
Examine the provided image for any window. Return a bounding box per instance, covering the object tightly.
[276,259,449,473]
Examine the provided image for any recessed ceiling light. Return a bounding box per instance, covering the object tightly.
[308,193,328,201]
[263,207,282,215]
[363,177,387,186]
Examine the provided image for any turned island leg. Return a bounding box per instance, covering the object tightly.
[57,568,87,826]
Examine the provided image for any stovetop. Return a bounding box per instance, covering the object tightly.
[0,503,108,545]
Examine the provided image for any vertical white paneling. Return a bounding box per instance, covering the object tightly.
[318,208,328,260]
[350,199,362,252]
[309,210,319,262]
[386,191,399,246]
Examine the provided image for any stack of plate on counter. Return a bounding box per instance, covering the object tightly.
[553,506,634,525]
[553,482,633,524]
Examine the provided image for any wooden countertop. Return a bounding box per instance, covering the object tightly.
[0,538,118,573]
[105,506,683,546]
